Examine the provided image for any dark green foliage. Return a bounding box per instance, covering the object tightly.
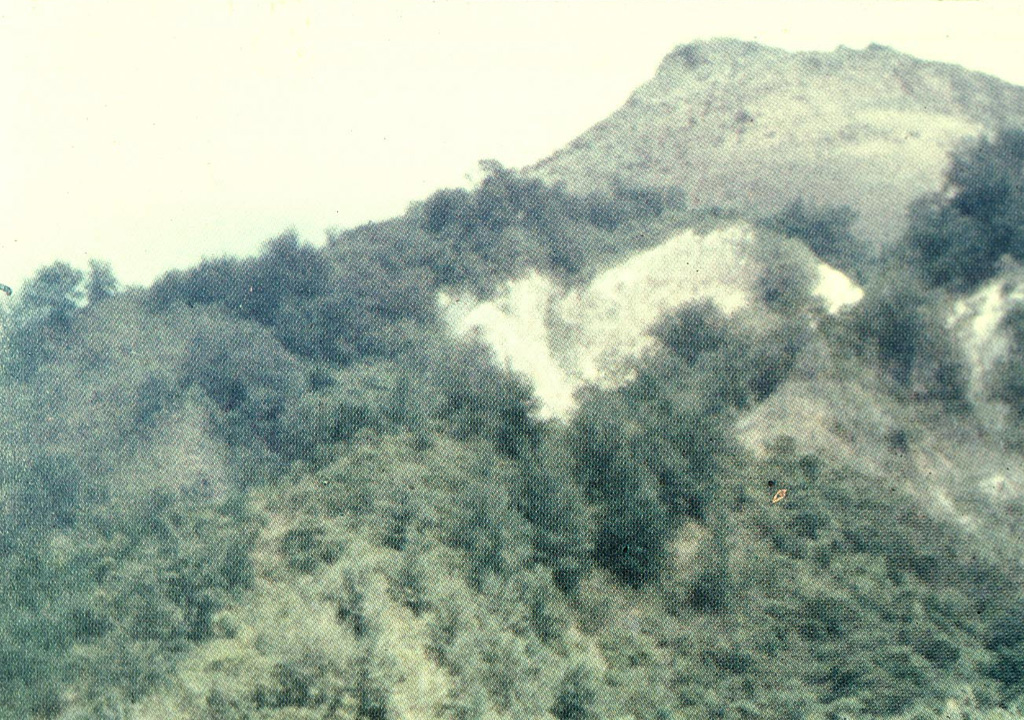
[513,436,592,593]
[148,232,426,363]
[988,600,1024,651]
[987,644,1024,690]
[379,483,424,552]
[415,162,683,292]
[765,199,868,280]
[991,303,1024,435]
[426,591,470,670]
[132,371,178,427]
[247,652,348,712]
[985,599,1024,690]
[434,339,542,458]
[0,601,71,717]
[652,299,728,364]
[351,638,397,720]
[422,187,475,234]
[551,659,606,720]
[181,312,305,457]
[335,568,368,638]
[476,625,529,712]
[278,522,339,573]
[571,375,728,522]
[907,198,993,288]
[652,302,811,408]
[442,676,489,720]
[148,234,328,319]
[797,589,863,641]
[455,478,530,590]
[842,270,967,396]
[206,687,250,719]
[325,236,437,359]
[607,176,675,221]
[19,261,85,332]
[593,460,671,588]
[566,316,751,587]
[755,240,818,313]
[568,393,669,587]
[687,526,733,614]
[906,626,960,669]
[948,129,1024,221]
[277,362,400,466]
[518,566,570,643]
[52,486,260,659]
[86,260,119,305]
[394,536,432,615]
[79,637,173,703]
[721,440,1024,713]
[905,128,1024,290]
[847,273,927,386]
[4,262,85,377]
[12,453,88,530]
[268,662,317,708]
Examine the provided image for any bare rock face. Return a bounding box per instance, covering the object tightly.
[949,262,1024,430]
[440,222,860,420]
[530,39,1024,247]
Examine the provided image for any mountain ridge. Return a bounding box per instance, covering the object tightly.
[530,38,1024,246]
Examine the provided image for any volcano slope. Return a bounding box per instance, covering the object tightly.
[531,38,1024,248]
[7,41,1024,720]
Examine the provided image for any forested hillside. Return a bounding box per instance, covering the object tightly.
[4,126,1024,720]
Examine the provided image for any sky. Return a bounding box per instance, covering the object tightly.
[2,0,1024,290]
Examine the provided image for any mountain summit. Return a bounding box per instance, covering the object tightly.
[531,38,1024,246]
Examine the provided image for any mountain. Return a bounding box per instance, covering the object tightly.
[530,38,1024,246]
[7,40,1024,720]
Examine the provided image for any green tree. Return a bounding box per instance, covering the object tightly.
[86,260,119,304]
[652,300,729,365]
[593,460,670,588]
[551,659,606,720]
[515,436,593,593]
[848,273,927,386]
[433,339,541,458]
[905,128,1024,290]
[765,199,866,280]
[13,453,87,530]
[456,478,529,589]
[181,312,304,457]
[4,262,85,377]
[991,303,1024,433]
[351,636,396,720]
[753,237,818,313]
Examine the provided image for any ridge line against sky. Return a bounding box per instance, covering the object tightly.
[2,0,1024,290]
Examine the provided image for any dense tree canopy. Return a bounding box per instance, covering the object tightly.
[906,128,1024,290]
[0,164,1022,720]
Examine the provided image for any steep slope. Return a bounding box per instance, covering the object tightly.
[12,40,1024,720]
[531,39,1024,246]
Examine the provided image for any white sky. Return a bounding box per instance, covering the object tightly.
[2,0,1023,290]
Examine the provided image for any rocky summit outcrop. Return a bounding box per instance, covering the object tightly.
[531,39,1024,247]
